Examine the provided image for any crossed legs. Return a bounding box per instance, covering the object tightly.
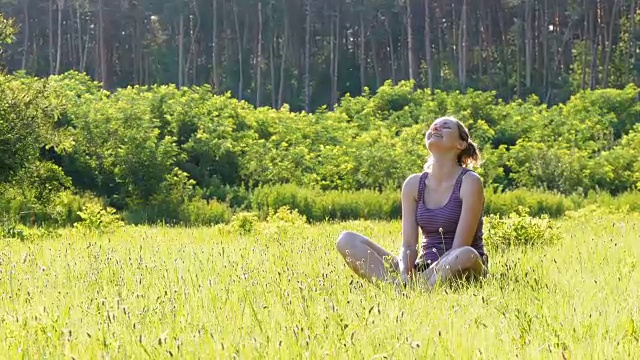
[336,230,487,289]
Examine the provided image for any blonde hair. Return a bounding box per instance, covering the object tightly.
[423,116,481,172]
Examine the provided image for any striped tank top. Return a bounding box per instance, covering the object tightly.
[415,168,485,264]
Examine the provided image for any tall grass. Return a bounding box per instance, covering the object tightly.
[1,211,638,358]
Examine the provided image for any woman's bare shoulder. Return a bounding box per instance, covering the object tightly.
[402,172,424,199]
[461,169,483,186]
[460,170,484,200]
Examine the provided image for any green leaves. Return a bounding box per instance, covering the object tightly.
[1,71,639,227]
[484,207,562,252]
[0,76,52,183]
[0,13,15,46]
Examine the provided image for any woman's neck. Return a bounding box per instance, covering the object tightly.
[429,156,461,183]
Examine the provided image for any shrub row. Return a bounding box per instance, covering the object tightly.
[2,72,640,228]
[3,182,638,228]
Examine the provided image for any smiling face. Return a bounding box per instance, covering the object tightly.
[425,117,468,155]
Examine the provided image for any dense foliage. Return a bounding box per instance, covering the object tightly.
[0,71,639,226]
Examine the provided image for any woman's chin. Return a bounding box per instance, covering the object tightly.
[426,142,446,152]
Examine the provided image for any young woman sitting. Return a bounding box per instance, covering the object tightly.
[336,116,488,289]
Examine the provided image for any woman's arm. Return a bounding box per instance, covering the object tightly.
[399,173,421,282]
[452,171,485,249]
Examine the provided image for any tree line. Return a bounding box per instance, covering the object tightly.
[0,0,639,111]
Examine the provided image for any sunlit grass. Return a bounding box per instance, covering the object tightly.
[1,211,639,358]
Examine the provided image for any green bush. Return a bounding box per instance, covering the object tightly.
[250,183,640,224]
[484,207,562,252]
[73,203,124,232]
[265,205,308,225]
[0,76,53,183]
[2,71,640,228]
[582,191,640,213]
[0,178,103,227]
[228,212,260,235]
[259,206,310,237]
[251,184,401,222]
[484,188,576,218]
[183,198,232,226]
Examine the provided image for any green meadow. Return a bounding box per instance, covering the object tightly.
[2,7,640,358]
[1,207,638,359]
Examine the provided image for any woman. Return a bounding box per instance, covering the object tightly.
[336,116,488,289]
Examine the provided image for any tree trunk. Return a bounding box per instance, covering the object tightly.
[255,1,262,107]
[477,3,484,80]
[553,1,571,73]
[459,0,468,92]
[21,0,29,70]
[516,18,522,97]
[332,2,340,106]
[187,1,200,86]
[486,0,493,50]
[406,0,415,82]
[485,1,494,81]
[67,6,74,68]
[256,1,263,107]
[192,12,199,85]
[145,51,149,85]
[179,15,184,88]
[590,3,599,89]
[93,37,99,79]
[424,0,433,92]
[131,4,138,84]
[77,1,84,72]
[434,3,444,86]
[450,1,458,82]
[243,12,250,57]
[602,0,620,88]
[384,15,396,84]
[269,35,275,108]
[330,3,335,109]
[212,0,219,92]
[554,1,561,74]
[137,4,143,85]
[304,0,311,112]
[49,0,54,75]
[98,0,107,88]
[360,9,366,93]
[185,15,191,86]
[222,0,229,71]
[525,0,532,88]
[581,0,588,90]
[269,0,276,108]
[233,0,243,100]
[598,0,606,73]
[542,0,550,99]
[497,1,510,98]
[371,30,380,89]
[632,0,638,88]
[278,0,288,108]
[81,16,89,73]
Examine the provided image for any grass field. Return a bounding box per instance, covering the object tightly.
[1,209,639,359]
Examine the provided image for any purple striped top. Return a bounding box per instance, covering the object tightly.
[415,168,485,264]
